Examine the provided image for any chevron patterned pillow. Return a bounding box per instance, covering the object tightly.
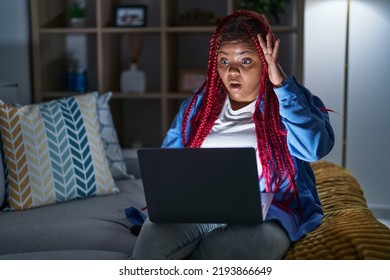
[0,158,4,208]
[0,92,117,210]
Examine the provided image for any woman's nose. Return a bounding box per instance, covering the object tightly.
[228,65,240,76]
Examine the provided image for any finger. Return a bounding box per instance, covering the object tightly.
[266,33,274,53]
[262,34,274,59]
[272,39,281,61]
[257,33,267,51]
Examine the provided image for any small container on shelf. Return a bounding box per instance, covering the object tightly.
[120,63,146,94]
[66,66,87,93]
[66,67,76,91]
[69,0,86,27]
[74,67,87,93]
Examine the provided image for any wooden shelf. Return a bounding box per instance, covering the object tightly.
[102,27,162,33]
[30,0,303,148]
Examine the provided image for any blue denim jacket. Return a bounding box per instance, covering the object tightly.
[161,76,335,241]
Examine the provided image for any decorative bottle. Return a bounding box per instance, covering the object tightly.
[120,63,146,94]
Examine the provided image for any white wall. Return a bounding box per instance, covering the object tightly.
[304,0,347,166]
[304,0,390,211]
[0,0,31,104]
[346,0,390,209]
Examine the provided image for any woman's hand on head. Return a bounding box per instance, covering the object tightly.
[257,33,287,87]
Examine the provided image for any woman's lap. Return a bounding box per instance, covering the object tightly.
[132,218,290,260]
[191,221,290,259]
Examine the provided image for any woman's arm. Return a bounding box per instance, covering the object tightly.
[274,75,335,161]
[161,98,193,148]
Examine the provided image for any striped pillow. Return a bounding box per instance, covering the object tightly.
[0,92,117,210]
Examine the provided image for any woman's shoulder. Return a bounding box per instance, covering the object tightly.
[179,89,206,112]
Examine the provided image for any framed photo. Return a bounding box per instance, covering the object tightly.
[115,5,147,27]
[178,70,206,93]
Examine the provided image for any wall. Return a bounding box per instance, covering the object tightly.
[304,0,390,211]
[303,0,347,166]
[0,0,31,105]
[346,0,390,210]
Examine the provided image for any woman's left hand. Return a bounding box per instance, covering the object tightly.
[257,33,287,87]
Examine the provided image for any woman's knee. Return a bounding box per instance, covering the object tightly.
[192,221,290,259]
[132,219,222,259]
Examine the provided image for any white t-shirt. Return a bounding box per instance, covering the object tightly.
[202,97,262,174]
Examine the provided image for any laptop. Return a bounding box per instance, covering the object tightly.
[137,147,273,224]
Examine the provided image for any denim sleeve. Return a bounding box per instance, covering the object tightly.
[161,98,193,148]
[273,76,335,161]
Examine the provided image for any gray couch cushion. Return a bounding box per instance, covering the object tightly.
[0,178,146,258]
[0,250,130,260]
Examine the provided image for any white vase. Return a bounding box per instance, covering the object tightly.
[70,17,85,28]
[120,63,146,94]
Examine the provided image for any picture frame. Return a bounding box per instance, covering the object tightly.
[115,5,147,27]
[178,69,207,93]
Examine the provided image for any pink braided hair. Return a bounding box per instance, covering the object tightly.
[182,10,302,219]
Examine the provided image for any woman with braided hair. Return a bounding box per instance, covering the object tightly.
[132,10,334,259]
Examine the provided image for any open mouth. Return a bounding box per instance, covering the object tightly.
[229,80,241,89]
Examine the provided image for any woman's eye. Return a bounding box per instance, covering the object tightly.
[219,58,229,65]
[242,58,252,65]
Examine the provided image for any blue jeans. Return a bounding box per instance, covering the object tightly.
[131,218,290,259]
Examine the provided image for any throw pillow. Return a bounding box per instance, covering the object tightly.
[0,92,117,210]
[96,92,129,179]
[0,82,20,209]
[0,156,4,208]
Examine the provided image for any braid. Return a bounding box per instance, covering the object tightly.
[243,15,302,212]
[181,10,302,216]
[185,18,229,148]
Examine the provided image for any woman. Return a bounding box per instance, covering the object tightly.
[132,10,334,259]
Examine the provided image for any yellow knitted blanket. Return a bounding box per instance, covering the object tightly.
[284,161,390,259]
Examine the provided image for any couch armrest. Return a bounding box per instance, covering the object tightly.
[122,148,141,179]
[284,161,390,259]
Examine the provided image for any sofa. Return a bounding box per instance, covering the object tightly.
[0,86,145,259]
[285,161,390,259]
[0,168,144,260]
[0,85,389,260]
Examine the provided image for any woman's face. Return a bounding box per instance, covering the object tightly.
[217,40,262,110]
